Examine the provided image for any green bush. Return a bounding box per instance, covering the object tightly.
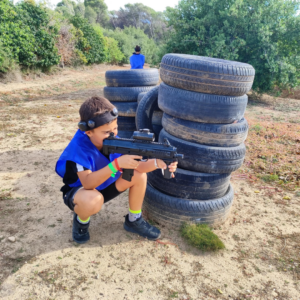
[180,223,225,251]
[0,42,15,73]
[70,16,106,64]
[165,0,300,94]
[0,0,60,72]
[104,36,124,64]
[0,0,35,70]
[103,26,160,65]
[18,1,60,70]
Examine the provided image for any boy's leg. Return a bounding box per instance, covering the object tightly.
[71,189,104,244]
[116,170,161,240]
[116,170,147,212]
[73,189,104,221]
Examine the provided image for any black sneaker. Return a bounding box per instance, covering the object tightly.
[123,214,161,240]
[72,213,90,244]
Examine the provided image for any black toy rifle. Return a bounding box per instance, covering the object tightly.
[102,129,184,182]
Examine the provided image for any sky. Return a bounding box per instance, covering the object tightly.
[47,0,180,12]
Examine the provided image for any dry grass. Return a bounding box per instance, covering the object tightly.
[238,102,300,192]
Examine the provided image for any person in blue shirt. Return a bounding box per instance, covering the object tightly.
[55,96,178,244]
[130,45,145,69]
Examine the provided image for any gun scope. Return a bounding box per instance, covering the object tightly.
[132,129,155,142]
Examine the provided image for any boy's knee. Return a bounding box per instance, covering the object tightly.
[133,170,147,184]
[91,193,103,212]
[82,191,103,214]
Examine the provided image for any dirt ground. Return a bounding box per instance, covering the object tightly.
[0,65,300,300]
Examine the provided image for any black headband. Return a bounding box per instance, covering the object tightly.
[78,108,118,131]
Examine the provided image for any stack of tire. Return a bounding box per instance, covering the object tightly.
[143,54,255,229]
[104,69,159,138]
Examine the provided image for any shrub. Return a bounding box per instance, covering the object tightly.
[104,36,124,64]
[103,26,160,64]
[0,0,60,72]
[0,0,35,70]
[18,1,60,70]
[165,0,300,94]
[70,16,106,64]
[0,42,15,73]
[56,24,81,67]
[180,223,225,251]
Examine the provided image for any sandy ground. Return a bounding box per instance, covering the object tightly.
[0,66,300,300]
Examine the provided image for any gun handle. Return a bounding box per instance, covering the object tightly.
[162,166,173,179]
[122,169,134,182]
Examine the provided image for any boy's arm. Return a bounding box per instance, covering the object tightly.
[77,163,117,190]
[136,159,178,174]
[77,155,143,190]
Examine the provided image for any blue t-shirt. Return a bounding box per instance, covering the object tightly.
[55,130,122,191]
[130,53,145,69]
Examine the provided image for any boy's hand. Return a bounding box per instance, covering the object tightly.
[117,155,142,169]
[157,160,178,178]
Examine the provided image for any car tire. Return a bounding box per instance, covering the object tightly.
[160,54,255,96]
[143,183,234,228]
[162,113,248,147]
[105,69,159,87]
[117,116,136,131]
[111,101,137,117]
[159,129,246,173]
[136,86,159,131]
[104,86,154,102]
[158,83,248,124]
[148,168,231,200]
[137,92,147,104]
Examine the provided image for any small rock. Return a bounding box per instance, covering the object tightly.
[0,235,4,239]
[8,237,16,243]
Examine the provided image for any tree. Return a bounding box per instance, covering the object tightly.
[70,16,106,64]
[109,3,169,43]
[56,0,75,17]
[84,0,109,26]
[84,6,97,23]
[0,0,60,71]
[165,0,300,93]
[74,2,85,17]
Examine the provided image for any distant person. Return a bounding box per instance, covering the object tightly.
[130,45,145,69]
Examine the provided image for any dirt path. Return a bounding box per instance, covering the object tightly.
[0,67,300,299]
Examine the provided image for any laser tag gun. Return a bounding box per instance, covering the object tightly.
[102,129,184,182]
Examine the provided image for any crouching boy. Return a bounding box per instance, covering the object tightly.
[55,96,177,244]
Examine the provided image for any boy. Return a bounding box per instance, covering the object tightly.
[130,45,145,69]
[56,96,178,244]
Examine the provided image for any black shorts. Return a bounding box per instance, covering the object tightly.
[63,182,124,211]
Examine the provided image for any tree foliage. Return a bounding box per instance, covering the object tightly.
[0,0,60,71]
[84,0,109,26]
[103,26,160,64]
[109,3,169,43]
[104,36,124,64]
[70,16,106,64]
[165,0,300,93]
